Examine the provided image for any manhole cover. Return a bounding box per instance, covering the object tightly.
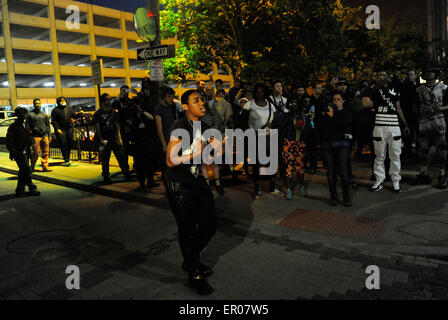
[279,209,388,239]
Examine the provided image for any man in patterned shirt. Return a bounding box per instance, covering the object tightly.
[414,65,448,189]
[362,69,409,193]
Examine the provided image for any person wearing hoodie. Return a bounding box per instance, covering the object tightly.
[51,97,78,166]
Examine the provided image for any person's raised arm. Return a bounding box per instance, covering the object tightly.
[167,137,203,168]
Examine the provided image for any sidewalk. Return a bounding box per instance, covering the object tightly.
[1,150,448,258]
[2,151,448,299]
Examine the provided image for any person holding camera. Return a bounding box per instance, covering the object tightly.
[319,92,353,206]
[6,107,40,196]
[94,94,130,184]
[362,69,409,193]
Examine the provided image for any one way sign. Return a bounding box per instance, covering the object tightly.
[137,45,175,61]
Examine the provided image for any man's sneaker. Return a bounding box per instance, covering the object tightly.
[188,272,214,295]
[64,161,72,167]
[392,180,401,193]
[412,173,431,185]
[270,186,283,196]
[350,182,358,190]
[216,185,225,195]
[285,188,293,200]
[437,175,448,189]
[28,188,41,196]
[254,188,262,199]
[369,180,384,192]
[42,167,52,172]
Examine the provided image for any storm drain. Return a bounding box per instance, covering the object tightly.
[279,209,388,239]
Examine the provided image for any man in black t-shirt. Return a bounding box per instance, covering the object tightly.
[94,93,130,183]
[362,70,409,193]
[165,89,219,296]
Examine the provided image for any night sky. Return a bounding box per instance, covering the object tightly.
[76,0,149,13]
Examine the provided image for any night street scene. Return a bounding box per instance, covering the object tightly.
[2,0,448,308]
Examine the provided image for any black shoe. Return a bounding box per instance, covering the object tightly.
[28,188,41,196]
[103,177,113,184]
[42,167,52,172]
[438,174,448,189]
[350,182,358,190]
[15,189,26,196]
[330,197,338,206]
[182,262,214,278]
[216,185,225,195]
[342,199,352,207]
[188,272,214,295]
[147,180,160,188]
[412,173,431,185]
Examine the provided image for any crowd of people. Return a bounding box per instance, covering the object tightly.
[5,66,448,295]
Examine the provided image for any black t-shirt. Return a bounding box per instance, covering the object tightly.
[154,103,183,143]
[362,85,400,127]
[164,116,205,185]
[93,109,119,140]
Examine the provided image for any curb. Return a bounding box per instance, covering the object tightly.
[0,165,169,209]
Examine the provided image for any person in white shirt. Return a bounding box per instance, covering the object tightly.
[240,83,282,198]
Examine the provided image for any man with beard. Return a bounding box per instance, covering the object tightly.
[28,98,51,172]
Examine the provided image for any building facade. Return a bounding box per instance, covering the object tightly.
[0,0,233,110]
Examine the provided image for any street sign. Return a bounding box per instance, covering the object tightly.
[91,59,103,85]
[134,7,158,43]
[150,60,164,81]
[137,44,175,61]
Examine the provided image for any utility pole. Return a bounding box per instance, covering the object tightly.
[149,0,163,88]
[149,0,161,46]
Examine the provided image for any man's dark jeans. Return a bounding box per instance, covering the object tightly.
[166,178,217,271]
[15,152,36,192]
[101,141,129,178]
[322,145,350,199]
[56,129,73,162]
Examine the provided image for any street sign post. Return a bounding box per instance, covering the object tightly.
[91,59,103,111]
[150,60,164,81]
[92,59,104,85]
[137,44,175,61]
